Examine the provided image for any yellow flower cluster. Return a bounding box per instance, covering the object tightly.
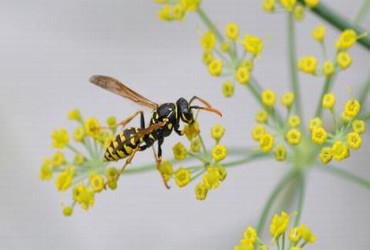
[235,211,316,250]
[155,0,201,22]
[40,109,120,216]
[262,0,320,21]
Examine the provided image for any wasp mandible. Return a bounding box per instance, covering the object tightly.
[90,75,222,188]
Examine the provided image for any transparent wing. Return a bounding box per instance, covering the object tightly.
[90,75,158,110]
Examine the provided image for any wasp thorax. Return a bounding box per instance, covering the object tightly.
[177,98,194,124]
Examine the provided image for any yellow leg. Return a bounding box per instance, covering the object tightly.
[152,146,170,189]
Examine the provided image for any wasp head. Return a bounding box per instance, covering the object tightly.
[176,98,194,124]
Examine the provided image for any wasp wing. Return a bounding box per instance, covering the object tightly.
[90,75,158,110]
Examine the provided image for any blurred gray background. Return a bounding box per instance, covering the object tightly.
[1,0,370,249]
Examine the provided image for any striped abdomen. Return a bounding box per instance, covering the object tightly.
[104,127,144,162]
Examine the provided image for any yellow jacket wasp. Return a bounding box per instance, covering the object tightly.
[90,75,222,188]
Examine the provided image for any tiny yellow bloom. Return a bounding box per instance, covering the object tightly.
[190,138,201,153]
[202,51,214,65]
[242,227,257,245]
[319,147,333,164]
[211,144,227,161]
[215,166,227,182]
[337,51,352,69]
[39,157,53,180]
[281,92,295,107]
[298,56,318,74]
[172,142,188,160]
[311,127,327,145]
[270,211,290,239]
[68,109,82,121]
[240,60,254,71]
[293,5,305,21]
[336,29,357,50]
[288,115,301,128]
[331,141,350,161]
[252,125,266,141]
[259,133,275,152]
[195,182,208,200]
[158,160,174,182]
[261,89,276,108]
[90,174,105,193]
[73,126,85,142]
[51,128,69,149]
[262,0,275,12]
[299,224,316,244]
[73,153,85,166]
[211,124,225,141]
[220,41,231,52]
[347,132,362,150]
[84,117,101,137]
[72,184,95,210]
[289,226,303,244]
[305,0,319,8]
[322,60,335,76]
[280,0,297,11]
[52,151,66,168]
[63,206,73,217]
[308,117,322,131]
[208,59,223,77]
[236,66,250,85]
[274,145,287,161]
[203,168,221,189]
[173,4,186,20]
[222,81,235,97]
[286,128,302,145]
[157,5,172,21]
[291,247,302,250]
[182,0,201,11]
[106,116,117,129]
[55,168,74,191]
[352,119,366,134]
[242,34,263,57]
[312,25,326,42]
[175,167,191,188]
[201,31,216,51]
[183,120,200,140]
[255,109,268,123]
[344,99,360,118]
[322,92,336,109]
[225,22,239,41]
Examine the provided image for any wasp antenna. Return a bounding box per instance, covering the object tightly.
[190,105,223,117]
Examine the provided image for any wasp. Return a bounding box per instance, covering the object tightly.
[90,75,222,188]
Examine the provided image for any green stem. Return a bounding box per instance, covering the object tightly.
[298,0,370,50]
[196,7,223,42]
[294,172,306,227]
[315,75,335,118]
[287,13,302,119]
[223,151,271,168]
[256,170,299,234]
[358,72,370,107]
[354,0,370,25]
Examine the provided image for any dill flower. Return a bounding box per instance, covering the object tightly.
[211,124,225,141]
[259,133,275,152]
[172,142,188,160]
[73,184,95,211]
[270,211,290,239]
[344,99,360,118]
[222,81,234,97]
[322,92,336,109]
[52,151,66,168]
[311,127,327,145]
[68,109,82,121]
[322,60,335,76]
[352,120,366,134]
[158,160,174,182]
[242,34,263,57]
[262,0,276,12]
[304,0,319,8]
[347,132,362,150]
[89,174,105,193]
[236,66,250,84]
[308,117,322,131]
[190,138,201,152]
[73,126,85,142]
[106,116,117,129]
[202,51,214,65]
[208,59,223,77]
[261,89,276,108]
[331,141,349,161]
[280,0,297,11]
[319,147,333,164]
[195,182,208,200]
[200,31,216,51]
[51,128,69,149]
[298,56,318,75]
[281,92,295,107]
[288,115,301,128]
[274,145,287,161]
[39,158,53,181]
[242,227,257,245]
[252,125,267,141]
[175,167,191,187]
[293,5,305,21]
[211,144,227,161]
[84,117,101,137]
[337,51,352,69]
[182,0,201,11]
[183,120,200,140]
[55,167,74,191]
[225,22,239,41]
[336,29,358,50]
[255,109,268,123]
[63,206,73,217]
[312,25,326,42]
[286,128,302,145]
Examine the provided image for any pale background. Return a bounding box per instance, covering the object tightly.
[1,0,370,249]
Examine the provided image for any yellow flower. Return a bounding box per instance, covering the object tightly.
[311,127,327,145]
[222,81,234,97]
[281,92,295,107]
[73,153,85,166]
[270,211,290,239]
[319,147,332,164]
[202,51,214,65]
[308,117,322,131]
[84,117,101,137]
[195,182,208,200]
[73,126,85,142]
[211,124,225,141]
[157,5,172,21]
[274,145,287,161]
[215,166,227,181]
[158,160,174,182]
[68,109,82,121]
[51,128,69,149]
[336,29,357,50]
[182,0,201,11]
[106,116,117,129]
[331,141,349,161]
[322,60,335,76]
[89,174,105,193]
[242,34,263,57]
[208,59,223,77]
[280,0,296,11]
[305,0,319,8]
[211,144,227,161]
[261,89,276,108]
[299,224,316,244]
[55,168,74,191]
[344,99,360,118]
[288,115,301,128]
[173,4,186,20]
[337,51,352,69]
[39,157,53,180]
[312,25,326,42]
[200,31,216,50]
[225,22,239,41]
[352,119,366,134]
[252,125,266,141]
[240,60,254,71]
[175,167,191,187]
[220,41,231,52]
[72,184,95,210]
[262,0,275,12]
[203,167,221,189]
[242,227,257,245]
[63,206,73,217]
[286,128,302,145]
[298,56,318,74]
[105,167,119,190]
[190,138,201,152]
[183,120,200,140]
[259,133,274,152]
[172,142,188,160]
[255,109,268,123]
[52,151,66,167]
[293,5,305,21]
[236,66,250,85]
[347,132,362,150]
[322,92,336,109]
[289,226,303,244]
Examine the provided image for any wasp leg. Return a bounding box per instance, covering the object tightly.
[174,123,184,136]
[116,110,145,129]
[152,138,170,189]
